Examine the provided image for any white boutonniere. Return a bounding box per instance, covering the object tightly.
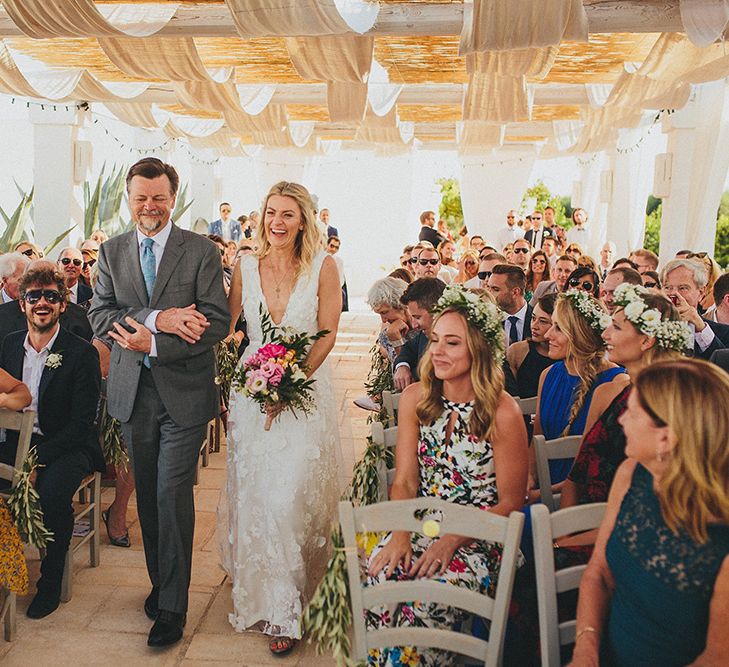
[45,352,63,370]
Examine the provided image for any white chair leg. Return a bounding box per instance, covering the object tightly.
[2,590,16,641]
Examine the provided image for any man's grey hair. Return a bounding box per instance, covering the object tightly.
[660,258,708,288]
[0,252,30,280]
[367,277,408,311]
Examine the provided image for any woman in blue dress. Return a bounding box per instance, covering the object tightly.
[571,359,729,666]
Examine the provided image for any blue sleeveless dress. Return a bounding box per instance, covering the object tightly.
[604,465,729,666]
[539,361,625,483]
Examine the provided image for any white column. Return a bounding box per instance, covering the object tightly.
[30,105,84,251]
[659,80,729,259]
[604,122,666,258]
[459,151,536,244]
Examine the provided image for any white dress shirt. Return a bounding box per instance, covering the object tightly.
[496,225,525,251]
[68,282,79,304]
[566,226,591,253]
[1,288,13,303]
[23,325,61,434]
[504,301,529,343]
[136,222,173,358]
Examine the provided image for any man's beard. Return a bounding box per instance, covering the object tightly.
[29,311,60,334]
[137,214,166,233]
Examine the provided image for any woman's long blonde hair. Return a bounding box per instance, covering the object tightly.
[256,181,324,278]
[634,359,729,543]
[554,296,608,436]
[416,307,504,442]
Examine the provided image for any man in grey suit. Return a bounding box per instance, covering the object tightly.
[88,158,229,648]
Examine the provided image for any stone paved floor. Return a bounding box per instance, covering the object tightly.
[1,309,380,666]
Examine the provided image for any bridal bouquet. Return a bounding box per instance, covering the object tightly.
[232,305,328,428]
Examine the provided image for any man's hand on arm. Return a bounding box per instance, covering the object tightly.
[108,317,153,353]
[155,304,210,344]
[394,364,413,391]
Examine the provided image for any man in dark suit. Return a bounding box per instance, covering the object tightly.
[0,259,93,347]
[393,278,446,390]
[0,265,103,619]
[418,210,445,247]
[320,208,338,238]
[523,210,554,249]
[57,247,93,307]
[89,158,228,648]
[661,258,729,360]
[488,264,533,345]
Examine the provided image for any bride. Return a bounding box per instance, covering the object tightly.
[219,181,342,655]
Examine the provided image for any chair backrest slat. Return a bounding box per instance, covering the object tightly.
[533,434,582,512]
[381,390,401,426]
[368,627,489,662]
[516,396,538,416]
[0,409,35,489]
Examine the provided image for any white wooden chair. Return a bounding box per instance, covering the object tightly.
[0,408,35,641]
[381,390,401,427]
[516,396,538,418]
[533,435,582,512]
[370,421,398,500]
[340,497,524,666]
[532,503,607,666]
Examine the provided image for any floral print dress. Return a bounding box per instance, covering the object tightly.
[364,399,506,667]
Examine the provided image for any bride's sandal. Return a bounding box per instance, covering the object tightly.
[269,636,295,656]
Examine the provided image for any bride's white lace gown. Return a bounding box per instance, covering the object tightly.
[218,250,340,639]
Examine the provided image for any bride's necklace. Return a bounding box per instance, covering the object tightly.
[268,261,295,300]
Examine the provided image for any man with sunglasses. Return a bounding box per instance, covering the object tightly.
[496,209,525,251]
[0,266,104,619]
[510,238,532,271]
[464,252,506,289]
[88,157,228,648]
[411,247,443,280]
[57,247,92,307]
[523,210,554,249]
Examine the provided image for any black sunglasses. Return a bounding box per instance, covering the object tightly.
[643,281,657,289]
[569,279,594,291]
[20,248,35,257]
[478,270,492,281]
[465,260,477,266]
[83,259,96,269]
[418,258,439,266]
[408,257,418,264]
[513,247,530,254]
[60,257,82,267]
[23,289,63,304]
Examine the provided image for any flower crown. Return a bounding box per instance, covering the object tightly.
[612,283,692,351]
[432,285,505,363]
[560,289,612,333]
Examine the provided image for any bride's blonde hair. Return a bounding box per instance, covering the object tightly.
[256,181,324,278]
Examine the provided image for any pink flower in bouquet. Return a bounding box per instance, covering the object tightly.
[259,343,287,360]
[260,360,279,379]
[266,363,285,387]
[245,370,268,394]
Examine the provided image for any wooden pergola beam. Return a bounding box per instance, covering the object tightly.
[0,2,683,37]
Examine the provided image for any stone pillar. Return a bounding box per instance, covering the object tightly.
[659,80,729,259]
[30,105,84,251]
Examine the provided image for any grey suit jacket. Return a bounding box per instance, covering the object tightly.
[88,224,229,427]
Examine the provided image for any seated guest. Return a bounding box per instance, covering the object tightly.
[454,249,478,284]
[393,278,446,391]
[0,252,30,303]
[436,239,458,281]
[629,247,659,276]
[561,287,688,538]
[565,266,601,298]
[14,241,42,261]
[577,255,598,273]
[706,272,729,324]
[688,252,722,312]
[0,260,93,346]
[531,254,578,301]
[532,290,626,492]
[507,293,556,399]
[526,250,549,302]
[464,252,506,289]
[601,265,642,314]
[487,264,532,345]
[573,359,729,667]
[0,266,103,619]
[641,269,661,290]
[57,247,93,307]
[365,285,528,666]
[366,277,413,365]
[388,268,413,284]
[612,256,639,271]
[510,237,532,273]
[661,258,729,359]
[565,243,583,261]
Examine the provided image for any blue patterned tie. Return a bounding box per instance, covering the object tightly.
[141,238,156,368]
[141,237,156,301]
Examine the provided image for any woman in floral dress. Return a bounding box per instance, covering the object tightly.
[365,286,529,666]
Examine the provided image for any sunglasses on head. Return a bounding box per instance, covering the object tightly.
[23,289,63,305]
[568,278,594,291]
[513,247,530,254]
[687,252,708,259]
[60,257,82,267]
[418,258,439,266]
[478,270,492,281]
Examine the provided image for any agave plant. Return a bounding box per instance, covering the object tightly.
[0,187,34,253]
[171,182,193,225]
[84,163,128,239]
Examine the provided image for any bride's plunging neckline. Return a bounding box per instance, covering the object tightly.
[255,256,301,326]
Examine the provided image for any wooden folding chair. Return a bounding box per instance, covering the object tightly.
[533,435,582,512]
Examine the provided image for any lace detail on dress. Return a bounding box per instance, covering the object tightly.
[218,251,340,639]
[614,465,727,596]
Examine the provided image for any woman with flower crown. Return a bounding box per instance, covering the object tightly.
[364,285,529,666]
[529,290,627,502]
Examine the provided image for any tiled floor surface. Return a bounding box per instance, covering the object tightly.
[2,310,379,666]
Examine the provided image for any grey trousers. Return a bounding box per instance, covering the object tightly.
[121,368,207,615]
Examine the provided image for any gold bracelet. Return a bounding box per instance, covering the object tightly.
[575,626,598,642]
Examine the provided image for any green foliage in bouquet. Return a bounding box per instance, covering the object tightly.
[7,447,54,549]
[215,338,239,411]
[100,397,128,470]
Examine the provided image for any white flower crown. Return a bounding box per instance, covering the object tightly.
[560,289,612,333]
[432,285,506,364]
[612,283,692,351]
